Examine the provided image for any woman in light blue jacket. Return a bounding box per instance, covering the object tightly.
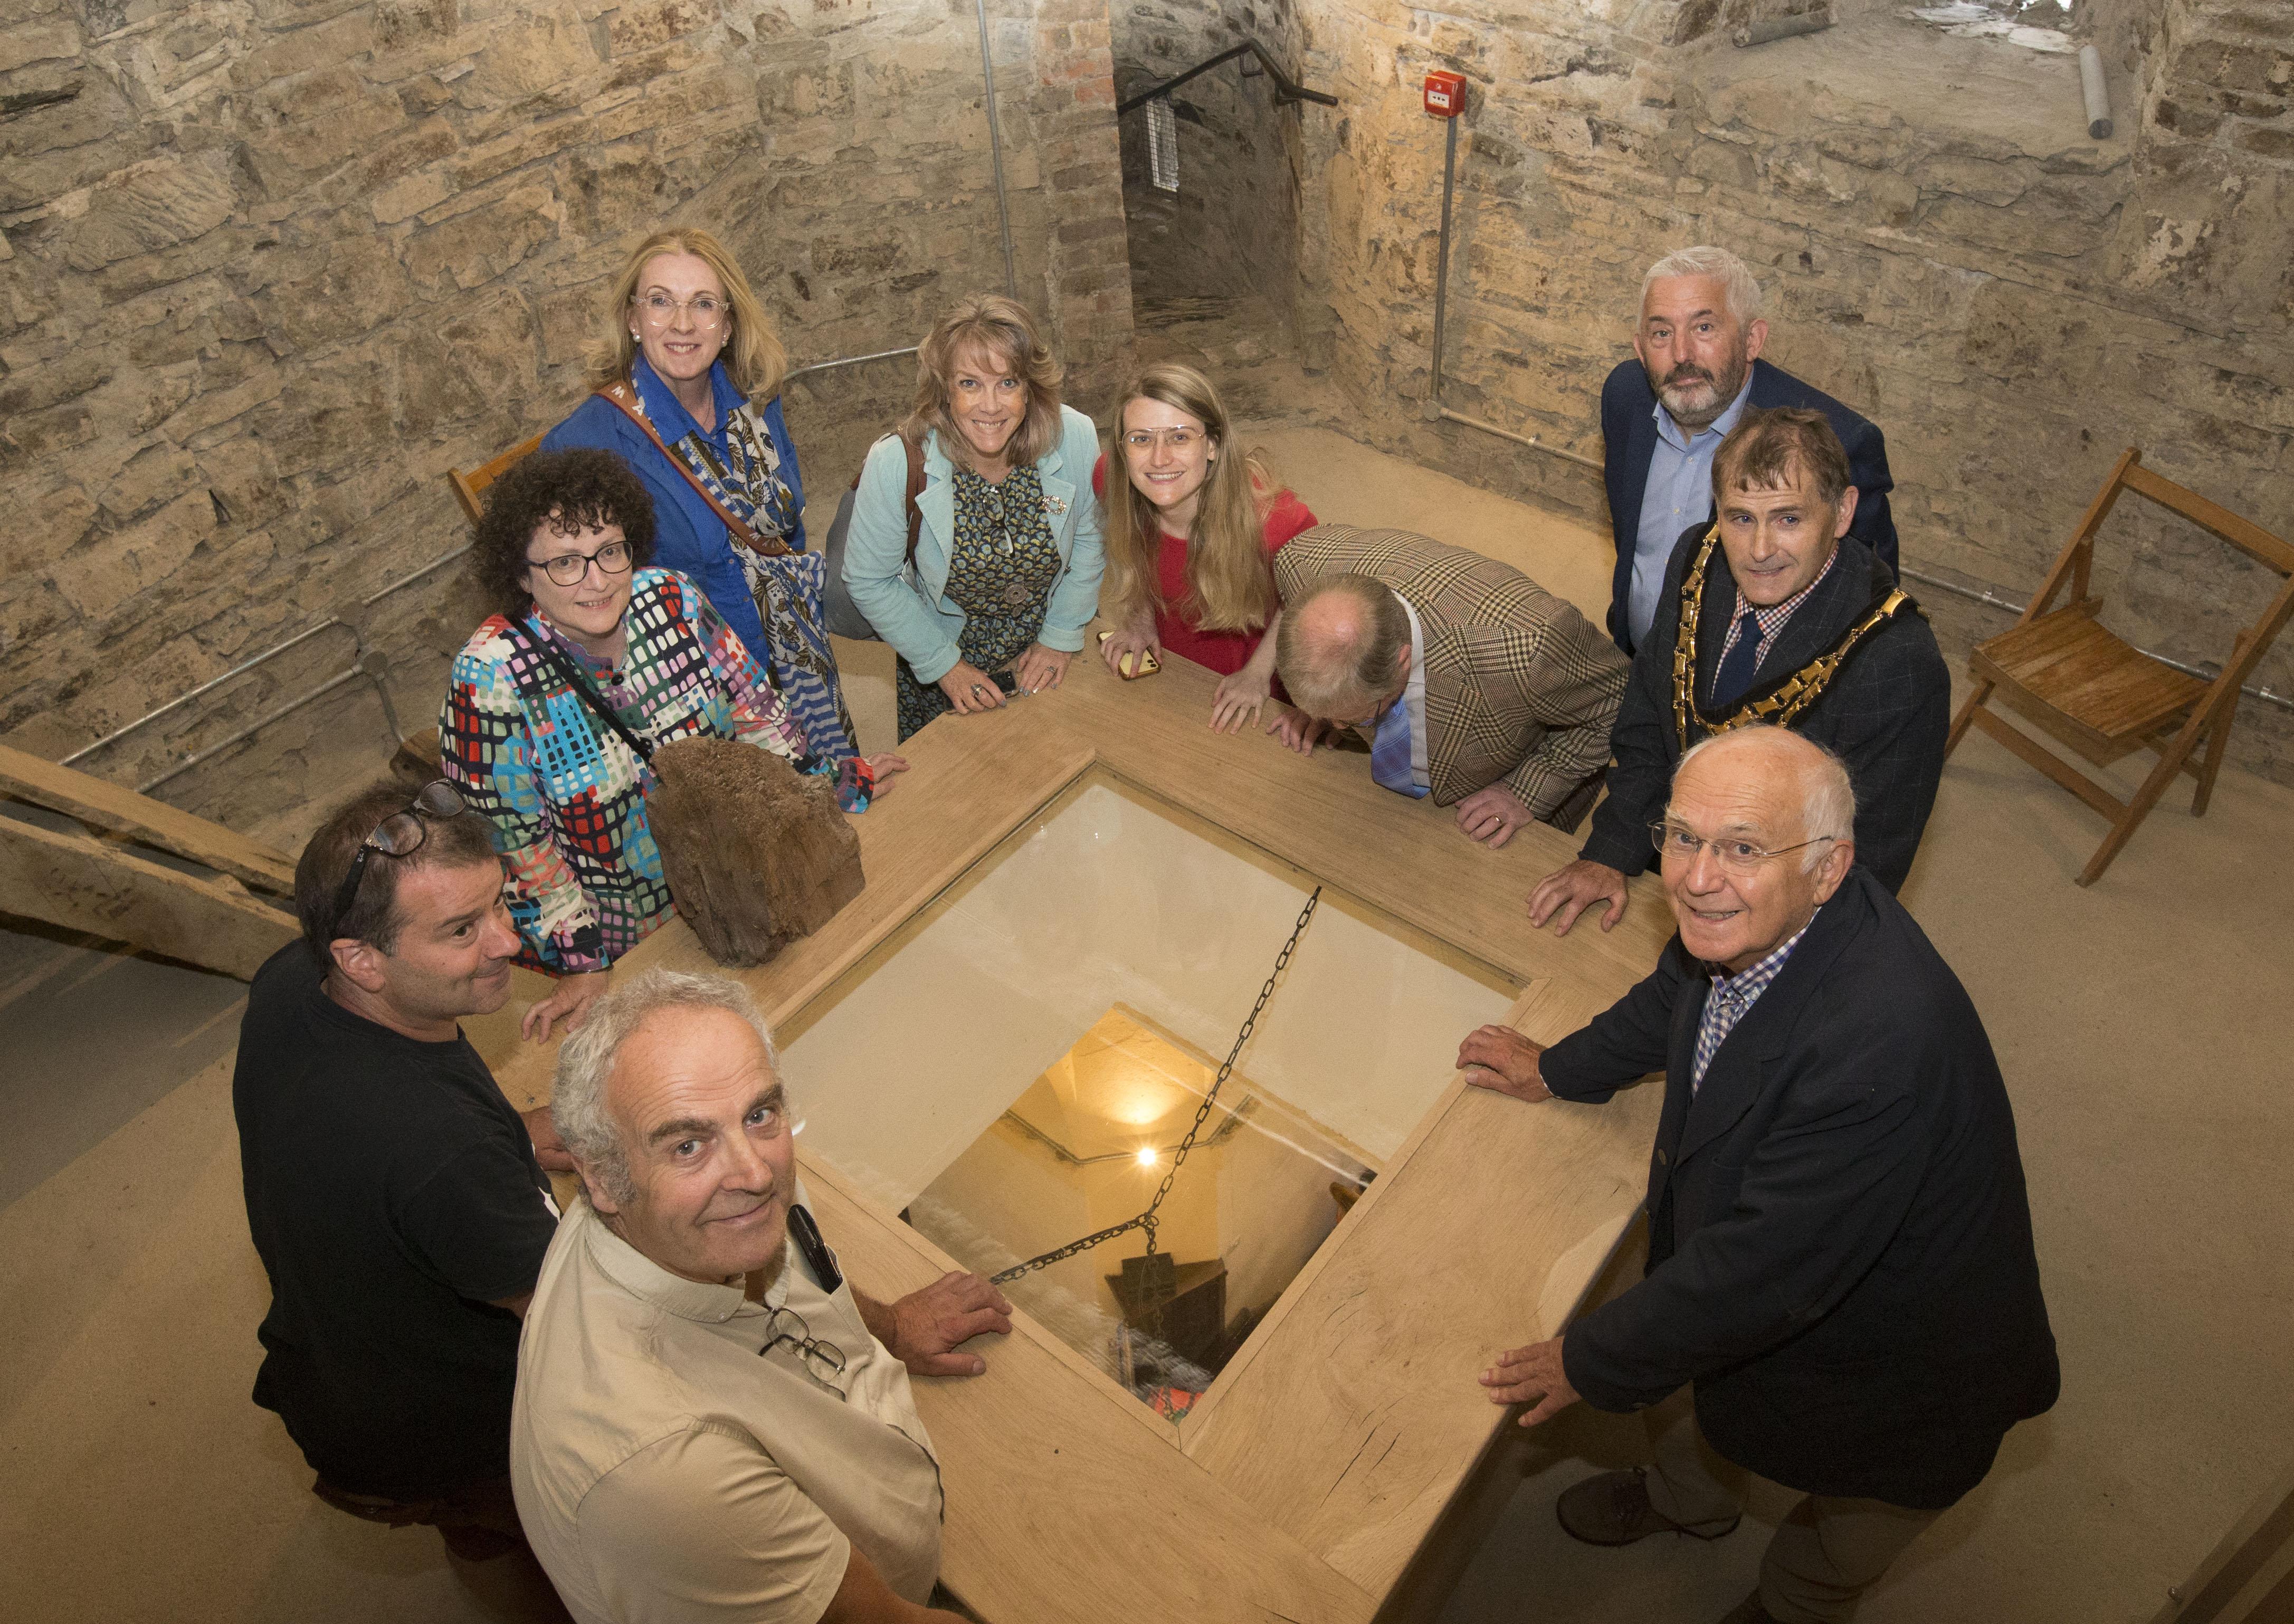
[842,295,1105,740]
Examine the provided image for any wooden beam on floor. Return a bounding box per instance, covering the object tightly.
[0,814,298,980]
[0,741,298,896]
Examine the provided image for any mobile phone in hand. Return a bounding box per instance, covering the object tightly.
[1096,630,1161,680]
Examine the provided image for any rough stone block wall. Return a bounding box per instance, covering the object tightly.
[0,0,1132,834]
[1283,0,2294,783]
[1113,0,1307,307]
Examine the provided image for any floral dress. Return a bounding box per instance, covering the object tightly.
[894,464,1063,740]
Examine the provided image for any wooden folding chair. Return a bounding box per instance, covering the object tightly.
[419,435,544,778]
[446,432,543,526]
[1944,447,2294,886]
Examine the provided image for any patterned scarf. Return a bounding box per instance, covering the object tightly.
[627,388,855,759]
[665,396,797,563]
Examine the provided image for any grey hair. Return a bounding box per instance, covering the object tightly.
[1676,726,1855,871]
[1643,245,1764,327]
[1275,575,1411,717]
[550,968,783,1204]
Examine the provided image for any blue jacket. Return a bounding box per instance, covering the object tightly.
[842,405,1106,685]
[1600,357,1898,655]
[541,357,807,661]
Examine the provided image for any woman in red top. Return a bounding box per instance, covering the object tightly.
[1094,362,1318,730]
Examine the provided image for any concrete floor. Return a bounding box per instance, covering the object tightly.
[2,428,2287,1622]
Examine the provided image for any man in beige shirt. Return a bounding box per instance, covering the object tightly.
[511,969,1014,1624]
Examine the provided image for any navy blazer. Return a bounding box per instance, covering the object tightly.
[1544,870,2060,1509]
[1600,357,1899,654]
[1578,525,1948,893]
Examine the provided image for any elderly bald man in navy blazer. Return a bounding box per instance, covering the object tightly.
[1602,246,1899,656]
[1455,727,2057,1624]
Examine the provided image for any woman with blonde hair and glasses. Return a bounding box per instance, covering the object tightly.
[842,293,1105,741]
[544,226,856,758]
[1093,362,1318,731]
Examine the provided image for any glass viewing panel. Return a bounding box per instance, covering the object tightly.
[911,1005,1374,1418]
[778,774,1514,1420]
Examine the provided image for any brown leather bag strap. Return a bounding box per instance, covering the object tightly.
[848,432,929,568]
[593,381,791,559]
[902,433,925,568]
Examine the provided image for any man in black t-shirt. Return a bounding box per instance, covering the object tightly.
[234,780,572,1562]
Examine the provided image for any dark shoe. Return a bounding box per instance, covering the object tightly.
[1711,1591,1783,1624]
[1555,1467,1742,1546]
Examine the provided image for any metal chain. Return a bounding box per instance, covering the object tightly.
[989,886,1322,1285]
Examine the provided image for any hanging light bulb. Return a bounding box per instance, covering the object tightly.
[1136,1146,1159,1167]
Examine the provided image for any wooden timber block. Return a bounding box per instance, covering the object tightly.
[648,737,864,968]
[0,813,297,979]
[0,739,297,896]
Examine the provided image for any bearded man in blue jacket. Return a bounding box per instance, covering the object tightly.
[1601,245,1899,657]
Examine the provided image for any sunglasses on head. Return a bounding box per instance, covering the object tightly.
[329,780,470,938]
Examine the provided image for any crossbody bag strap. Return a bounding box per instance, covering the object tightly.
[903,432,926,567]
[594,381,792,559]
[510,616,656,764]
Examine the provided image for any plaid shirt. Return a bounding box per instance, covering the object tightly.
[1712,547,1841,685]
[1691,909,1820,1094]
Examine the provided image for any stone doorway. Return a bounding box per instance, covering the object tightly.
[1111,4,1313,372]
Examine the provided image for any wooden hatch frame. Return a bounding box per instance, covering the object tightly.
[489,647,1674,1624]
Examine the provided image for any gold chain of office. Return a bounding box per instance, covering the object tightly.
[988,886,1324,1285]
[1669,525,1917,751]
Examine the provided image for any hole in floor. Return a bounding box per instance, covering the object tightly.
[778,771,1516,1421]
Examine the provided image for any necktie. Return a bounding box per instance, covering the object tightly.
[1369,694,1428,799]
[1709,610,1766,709]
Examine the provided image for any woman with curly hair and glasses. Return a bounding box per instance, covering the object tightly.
[541,227,858,761]
[441,447,906,1039]
[841,293,1106,741]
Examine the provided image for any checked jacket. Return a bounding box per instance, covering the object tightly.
[1272,525,1630,828]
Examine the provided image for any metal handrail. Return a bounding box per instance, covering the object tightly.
[784,345,919,386]
[57,338,936,786]
[1117,40,1336,117]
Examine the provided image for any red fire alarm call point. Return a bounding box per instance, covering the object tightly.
[1424,70,1466,117]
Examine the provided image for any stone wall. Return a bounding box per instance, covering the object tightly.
[1113,0,1308,308]
[0,0,1132,832]
[1277,0,2294,781]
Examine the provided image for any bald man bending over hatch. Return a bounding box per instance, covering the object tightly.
[1456,728,2057,1624]
[1267,525,1630,845]
[511,970,1013,1624]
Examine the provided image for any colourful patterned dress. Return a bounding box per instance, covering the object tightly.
[894,464,1063,740]
[442,568,874,974]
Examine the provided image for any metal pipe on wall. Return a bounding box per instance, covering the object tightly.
[972,0,1020,300]
[784,345,920,386]
[1428,112,1459,405]
[2077,44,2113,140]
[1421,78,1604,477]
[1434,406,1606,473]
